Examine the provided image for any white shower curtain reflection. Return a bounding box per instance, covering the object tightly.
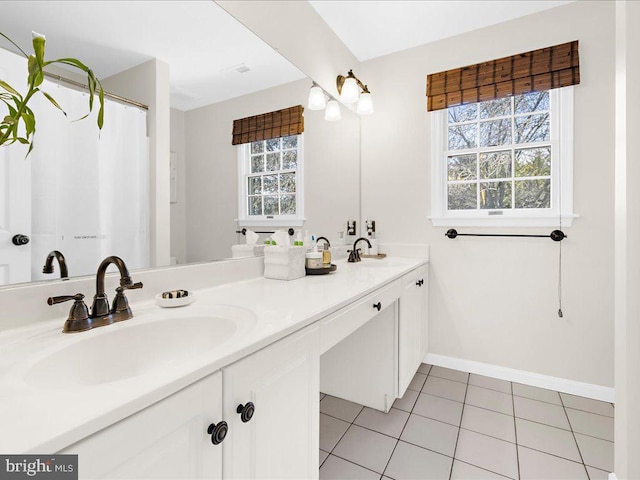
[29,80,149,280]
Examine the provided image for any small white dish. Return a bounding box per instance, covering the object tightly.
[155,292,195,308]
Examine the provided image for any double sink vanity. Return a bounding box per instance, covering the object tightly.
[0,253,428,479]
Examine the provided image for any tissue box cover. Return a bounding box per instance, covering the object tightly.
[264,246,305,280]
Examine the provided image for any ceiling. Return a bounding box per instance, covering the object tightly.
[309,1,573,61]
[0,1,572,111]
[0,1,306,111]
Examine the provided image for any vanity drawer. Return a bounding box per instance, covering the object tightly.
[320,279,402,354]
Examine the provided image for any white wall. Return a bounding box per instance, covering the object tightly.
[103,59,171,268]
[170,108,187,264]
[614,1,640,477]
[184,78,360,262]
[360,1,615,388]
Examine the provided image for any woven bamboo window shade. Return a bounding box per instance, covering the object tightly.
[232,105,304,145]
[426,41,580,112]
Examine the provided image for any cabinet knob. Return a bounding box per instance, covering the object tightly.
[207,421,228,445]
[373,302,382,311]
[236,402,255,423]
[416,279,424,287]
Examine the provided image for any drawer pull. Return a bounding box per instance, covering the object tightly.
[207,421,228,445]
[237,402,255,423]
[373,302,382,311]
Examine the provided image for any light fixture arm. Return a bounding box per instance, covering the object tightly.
[337,69,371,95]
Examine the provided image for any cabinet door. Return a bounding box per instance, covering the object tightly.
[398,266,429,396]
[223,324,319,480]
[59,372,224,479]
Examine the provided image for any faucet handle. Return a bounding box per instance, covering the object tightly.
[47,293,84,305]
[48,294,92,333]
[110,282,142,321]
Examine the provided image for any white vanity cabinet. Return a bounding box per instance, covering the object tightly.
[398,265,429,396]
[59,371,224,479]
[321,280,402,412]
[50,260,428,479]
[59,324,320,480]
[321,263,429,411]
[222,324,319,480]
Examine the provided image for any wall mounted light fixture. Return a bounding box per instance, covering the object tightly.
[307,70,374,121]
[307,83,341,121]
[336,69,374,115]
[307,82,327,111]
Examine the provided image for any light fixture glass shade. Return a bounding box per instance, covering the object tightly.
[324,100,341,121]
[307,85,326,110]
[340,77,360,103]
[356,92,374,115]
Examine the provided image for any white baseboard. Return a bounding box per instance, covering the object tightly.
[424,353,615,403]
[608,473,617,480]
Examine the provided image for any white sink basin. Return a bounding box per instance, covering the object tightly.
[23,306,255,389]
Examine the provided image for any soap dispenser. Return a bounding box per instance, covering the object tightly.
[322,243,332,266]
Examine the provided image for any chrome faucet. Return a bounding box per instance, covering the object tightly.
[42,250,69,279]
[348,237,372,262]
[47,255,143,333]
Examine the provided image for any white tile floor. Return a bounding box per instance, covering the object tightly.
[319,364,614,480]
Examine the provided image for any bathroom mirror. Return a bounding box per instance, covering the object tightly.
[0,1,361,288]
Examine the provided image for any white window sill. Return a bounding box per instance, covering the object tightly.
[429,214,578,228]
[236,219,305,228]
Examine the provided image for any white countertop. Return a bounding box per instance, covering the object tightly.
[0,256,426,453]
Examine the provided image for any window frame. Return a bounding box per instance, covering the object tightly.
[236,134,305,227]
[429,87,576,227]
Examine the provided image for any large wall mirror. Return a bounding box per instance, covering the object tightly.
[0,1,361,288]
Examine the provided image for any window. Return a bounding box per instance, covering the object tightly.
[237,134,304,227]
[430,88,575,227]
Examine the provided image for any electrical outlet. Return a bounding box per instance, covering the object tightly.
[347,220,357,236]
[366,220,376,235]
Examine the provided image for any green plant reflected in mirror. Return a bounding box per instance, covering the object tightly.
[0,31,105,156]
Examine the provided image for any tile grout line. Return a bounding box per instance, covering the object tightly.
[513,389,614,416]
[511,381,521,480]
[448,371,469,480]
[415,389,464,404]
[514,415,613,443]
[454,459,515,480]
[322,407,424,443]
[320,395,365,471]
[564,405,615,419]
[380,368,429,478]
[559,393,591,479]
[327,452,387,478]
